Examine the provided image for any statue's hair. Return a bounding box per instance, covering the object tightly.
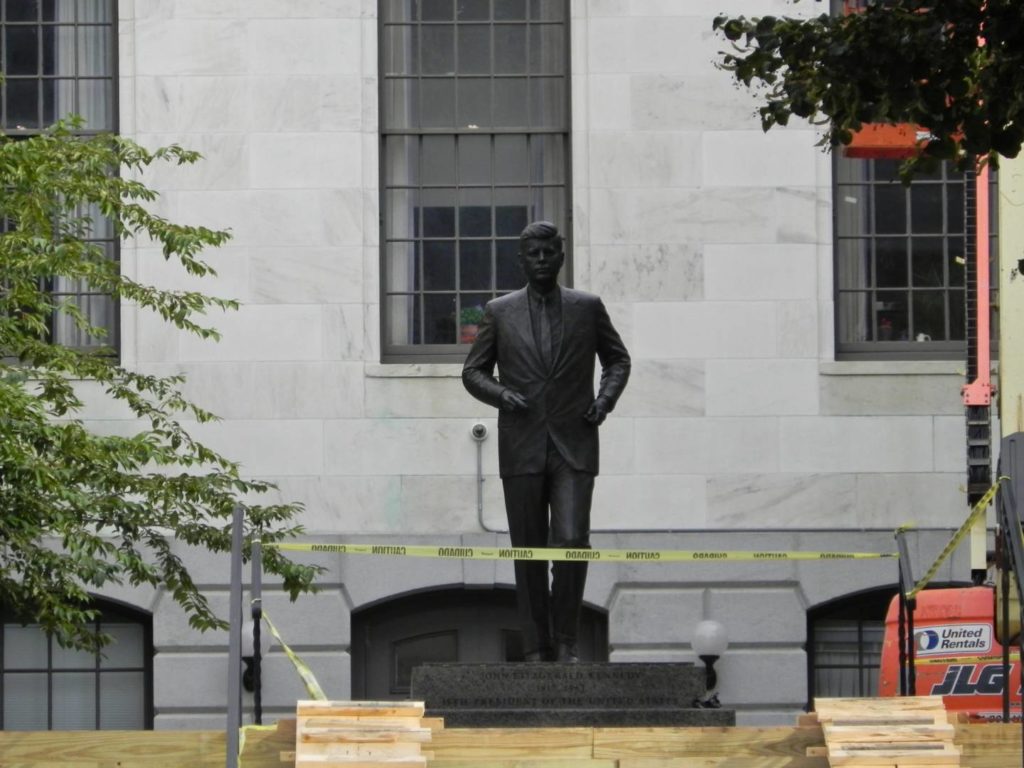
[519,220,562,244]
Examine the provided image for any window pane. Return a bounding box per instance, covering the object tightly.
[836,291,872,343]
[385,136,420,187]
[460,239,492,290]
[383,79,418,129]
[875,238,907,287]
[6,26,39,75]
[101,624,144,669]
[495,24,526,73]
[424,293,456,343]
[386,241,419,292]
[458,134,490,185]
[457,78,491,127]
[99,671,145,729]
[78,0,112,23]
[496,239,522,289]
[421,25,454,74]
[495,187,528,236]
[41,77,73,124]
[949,289,965,340]
[382,26,417,75]
[877,290,908,341]
[421,0,453,21]
[42,25,75,76]
[529,134,563,184]
[381,0,414,22]
[529,77,564,127]
[913,291,946,341]
[53,672,96,729]
[495,0,526,20]
[386,294,420,345]
[78,78,112,130]
[493,77,527,126]
[386,189,419,239]
[946,182,964,232]
[4,625,48,669]
[873,184,906,234]
[53,640,94,670]
[421,79,455,128]
[458,24,489,75]
[422,188,455,236]
[457,0,489,20]
[6,1,41,21]
[4,673,48,729]
[422,135,456,185]
[911,238,943,287]
[910,183,944,233]
[530,0,563,21]
[7,78,41,127]
[422,240,455,289]
[529,24,563,73]
[77,25,110,76]
[495,134,527,185]
[459,188,492,236]
[836,239,871,291]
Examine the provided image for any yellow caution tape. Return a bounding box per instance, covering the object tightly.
[238,724,277,768]
[914,652,1020,666]
[266,541,895,562]
[906,477,1007,600]
[261,610,327,701]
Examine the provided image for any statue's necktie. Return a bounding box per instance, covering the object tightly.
[539,296,552,369]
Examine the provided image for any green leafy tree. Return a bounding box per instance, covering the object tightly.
[713,0,1024,175]
[0,121,319,650]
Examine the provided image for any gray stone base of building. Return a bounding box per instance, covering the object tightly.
[411,662,736,728]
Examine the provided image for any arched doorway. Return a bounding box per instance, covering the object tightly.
[351,587,608,699]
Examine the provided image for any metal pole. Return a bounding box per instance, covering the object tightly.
[251,540,264,726]
[226,505,244,768]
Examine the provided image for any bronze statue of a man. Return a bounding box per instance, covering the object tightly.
[462,221,631,662]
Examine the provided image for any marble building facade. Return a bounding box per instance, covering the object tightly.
[59,0,988,727]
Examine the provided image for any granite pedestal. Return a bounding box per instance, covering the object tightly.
[410,662,735,727]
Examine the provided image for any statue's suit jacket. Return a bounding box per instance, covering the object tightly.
[462,286,631,478]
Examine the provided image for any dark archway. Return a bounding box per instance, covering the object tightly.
[351,587,608,699]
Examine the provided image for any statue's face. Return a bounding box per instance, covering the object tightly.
[519,236,564,289]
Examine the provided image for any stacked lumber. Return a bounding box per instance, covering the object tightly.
[294,700,435,767]
[809,696,960,767]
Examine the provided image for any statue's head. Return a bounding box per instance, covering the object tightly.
[518,220,564,291]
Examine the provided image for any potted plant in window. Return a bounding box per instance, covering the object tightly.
[459,305,485,344]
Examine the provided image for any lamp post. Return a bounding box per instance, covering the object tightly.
[692,619,728,708]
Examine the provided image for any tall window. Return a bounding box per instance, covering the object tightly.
[1,0,118,350]
[834,158,996,359]
[1,601,152,730]
[807,589,895,707]
[379,0,571,362]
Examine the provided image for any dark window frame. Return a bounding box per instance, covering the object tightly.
[378,0,573,364]
[806,587,897,709]
[0,0,120,355]
[0,597,154,730]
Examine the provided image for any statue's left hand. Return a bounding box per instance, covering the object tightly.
[583,397,610,426]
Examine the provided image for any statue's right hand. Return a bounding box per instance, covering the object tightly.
[500,389,529,413]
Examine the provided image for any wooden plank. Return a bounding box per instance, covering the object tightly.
[822,723,956,743]
[0,732,225,765]
[299,727,432,743]
[427,761,614,768]
[294,759,425,768]
[296,700,424,718]
[827,744,960,765]
[430,727,594,760]
[421,717,445,730]
[619,758,831,768]
[592,726,826,759]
